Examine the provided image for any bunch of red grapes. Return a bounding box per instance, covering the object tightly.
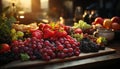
[11,35,80,61]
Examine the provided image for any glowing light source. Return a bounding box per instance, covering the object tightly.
[18,11,25,14]
[59,17,64,24]
[19,16,24,19]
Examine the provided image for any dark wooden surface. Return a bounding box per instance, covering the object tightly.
[1,39,120,69]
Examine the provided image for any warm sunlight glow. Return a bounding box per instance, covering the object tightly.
[41,0,49,10]
[18,11,25,14]
[2,0,31,12]
[20,0,31,12]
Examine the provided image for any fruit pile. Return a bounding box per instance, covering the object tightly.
[1,22,80,61]
[11,35,80,61]
[0,20,107,64]
[80,38,99,53]
[92,16,120,30]
[0,43,15,64]
[12,23,38,32]
[0,7,108,64]
[80,36,106,53]
[73,20,94,34]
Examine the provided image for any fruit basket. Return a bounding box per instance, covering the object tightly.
[94,28,115,41]
[91,16,120,41]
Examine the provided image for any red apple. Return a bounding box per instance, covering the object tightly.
[94,17,104,25]
[0,44,10,54]
[103,19,112,29]
[111,16,120,23]
[112,22,120,30]
[74,28,82,34]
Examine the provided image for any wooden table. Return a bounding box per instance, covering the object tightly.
[1,40,120,69]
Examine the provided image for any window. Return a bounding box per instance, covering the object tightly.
[41,0,49,10]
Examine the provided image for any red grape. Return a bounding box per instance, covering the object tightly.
[11,33,81,61]
[64,41,69,44]
[44,55,51,61]
[51,52,56,59]
[57,45,64,50]
[63,48,68,53]
[47,49,53,55]
[60,52,65,58]
[66,44,71,48]
[68,48,73,53]
[74,51,80,56]
[37,44,42,49]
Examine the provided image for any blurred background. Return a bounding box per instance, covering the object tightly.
[0,0,120,24]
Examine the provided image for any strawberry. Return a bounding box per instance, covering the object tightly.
[43,28,54,39]
[43,24,52,30]
[60,31,67,37]
[31,30,43,39]
[55,30,67,37]
[39,23,45,30]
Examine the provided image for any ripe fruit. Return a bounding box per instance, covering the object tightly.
[43,24,52,29]
[94,17,104,25]
[74,28,82,34]
[103,19,112,29]
[64,26,71,31]
[55,30,67,37]
[68,48,73,53]
[0,44,10,54]
[43,28,54,38]
[95,24,103,29]
[63,48,68,53]
[80,38,99,53]
[57,45,64,50]
[96,37,107,45]
[111,16,120,23]
[11,34,81,61]
[111,22,120,30]
[73,20,91,30]
[10,23,81,61]
[12,35,18,41]
[11,28,16,34]
[60,31,67,37]
[39,23,45,30]
[31,30,43,39]
[16,31,24,37]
